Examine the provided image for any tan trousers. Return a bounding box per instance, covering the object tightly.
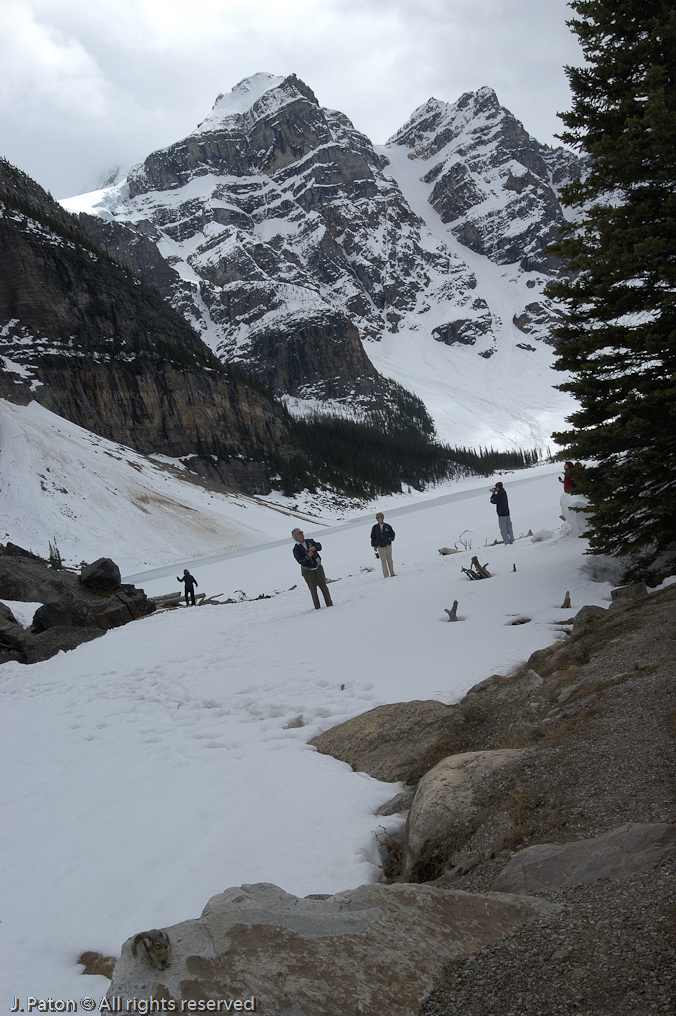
[378,544,395,577]
[302,564,333,608]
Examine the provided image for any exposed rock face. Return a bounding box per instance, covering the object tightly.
[388,87,580,272]
[0,543,155,665]
[384,86,582,348]
[310,700,466,783]
[0,157,294,494]
[108,880,554,1014]
[72,74,438,410]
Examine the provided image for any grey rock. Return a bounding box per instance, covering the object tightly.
[526,644,559,676]
[0,614,28,652]
[610,581,648,607]
[0,552,77,604]
[376,788,416,816]
[89,586,155,630]
[572,604,607,630]
[310,700,466,783]
[491,823,676,894]
[32,597,94,632]
[0,543,154,664]
[80,557,122,593]
[109,880,555,1014]
[520,669,544,690]
[402,749,523,881]
[0,601,19,625]
[449,810,514,873]
[21,626,105,664]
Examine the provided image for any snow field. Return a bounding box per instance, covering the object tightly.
[0,467,614,1001]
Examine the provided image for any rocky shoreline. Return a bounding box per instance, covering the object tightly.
[411,582,676,1015]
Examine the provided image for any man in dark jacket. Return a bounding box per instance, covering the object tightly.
[370,512,396,577]
[177,568,198,605]
[490,482,514,545]
[292,528,333,609]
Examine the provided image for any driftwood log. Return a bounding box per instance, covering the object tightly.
[461,556,492,581]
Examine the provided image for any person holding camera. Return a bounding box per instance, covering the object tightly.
[490,482,514,545]
[370,512,396,577]
[292,527,333,609]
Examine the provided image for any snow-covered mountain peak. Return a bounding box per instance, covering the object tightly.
[196,73,286,130]
[192,73,320,136]
[387,86,514,163]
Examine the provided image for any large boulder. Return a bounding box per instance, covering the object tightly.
[109,881,555,1014]
[310,700,466,783]
[88,585,155,630]
[402,749,524,882]
[0,551,76,603]
[572,604,607,630]
[0,612,28,663]
[80,557,122,593]
[21,626,105,664]
[32,596,94,632]
[491,823,676,894]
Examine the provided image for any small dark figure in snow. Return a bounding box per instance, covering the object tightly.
[490,482,514,545]
[177,568,198,606]
[370,511,396,578]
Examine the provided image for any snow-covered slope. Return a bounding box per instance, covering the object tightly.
[0,399,328,573]
[62,74,581,449]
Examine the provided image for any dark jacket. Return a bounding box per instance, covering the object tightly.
[177,572,198,591]
[490,489,510,516]
[293,539,322,571]
[370,522,395,547]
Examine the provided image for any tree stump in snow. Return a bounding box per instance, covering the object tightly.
[445,601,459,622]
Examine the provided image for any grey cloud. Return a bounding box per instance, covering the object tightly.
[0,0,581,198]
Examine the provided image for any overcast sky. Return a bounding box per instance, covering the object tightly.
[0,0,582,200]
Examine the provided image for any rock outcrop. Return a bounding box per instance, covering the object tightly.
[310,699,466,783]
[108,880,554,1013]
[0,543,155,664]
[0,157,295,494]
[491,823,676,894]
[388,87,580,275]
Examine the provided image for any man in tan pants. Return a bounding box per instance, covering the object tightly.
[370,512,396,578]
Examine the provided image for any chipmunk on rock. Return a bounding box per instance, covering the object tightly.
[131,929,172,970]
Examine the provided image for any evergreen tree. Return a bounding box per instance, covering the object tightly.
[547,1,676,572]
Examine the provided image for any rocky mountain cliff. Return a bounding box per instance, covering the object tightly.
[64,75,582,445]
[0,157,295,493]
[383,86,582,347]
